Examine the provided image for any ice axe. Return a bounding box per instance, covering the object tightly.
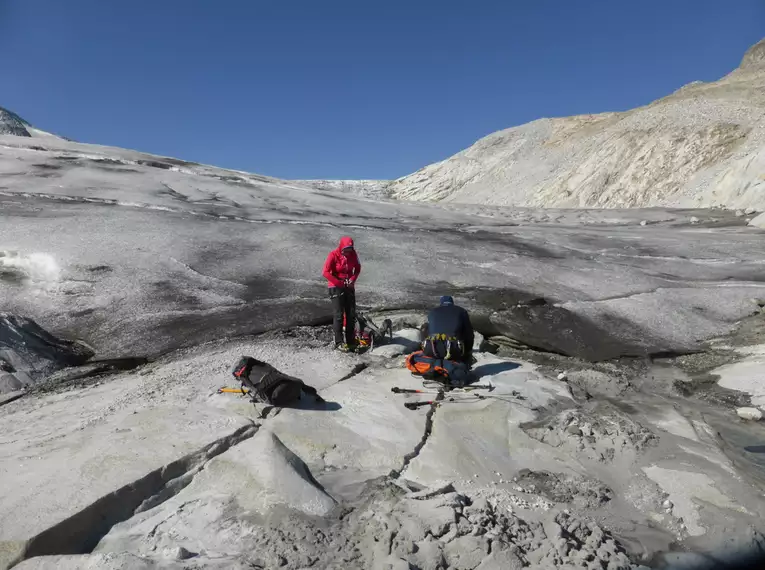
[403,386,447,410]
[217,387,250,395]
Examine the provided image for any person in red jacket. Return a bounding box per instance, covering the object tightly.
[323,236,362,351]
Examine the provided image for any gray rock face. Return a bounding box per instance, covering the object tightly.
[488,303,684,361]
[0,373,22,393]
[0,314,93,392]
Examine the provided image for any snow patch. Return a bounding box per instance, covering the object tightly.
[714,346,765,408]
[748,212,765,229]
[0,250,61,286]
[642,465,748,537]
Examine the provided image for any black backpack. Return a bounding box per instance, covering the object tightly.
[231,356,320,406]
[355,314,393,349]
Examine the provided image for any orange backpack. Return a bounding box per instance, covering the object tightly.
[405,351,470,386]
[406,351,448,378]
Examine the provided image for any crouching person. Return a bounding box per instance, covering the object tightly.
[407,295,475,387]
[232,356,324,407]
[422,295,475,368]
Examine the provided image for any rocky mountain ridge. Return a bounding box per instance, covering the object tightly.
[386,37,765,210]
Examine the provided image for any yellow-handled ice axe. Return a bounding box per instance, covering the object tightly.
[217,387,250,395]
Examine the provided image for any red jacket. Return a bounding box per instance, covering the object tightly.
[323,236,361,288]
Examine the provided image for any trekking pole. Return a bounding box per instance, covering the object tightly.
[392,384,494,394]
[395,384,455,394]
[465,384,495,392]
[391,387,427,394]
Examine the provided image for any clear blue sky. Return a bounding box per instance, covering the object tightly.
[1,0,763,180]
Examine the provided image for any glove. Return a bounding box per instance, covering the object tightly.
[344,278,354,288]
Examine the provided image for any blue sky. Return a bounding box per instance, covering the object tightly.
[1,0,763,180]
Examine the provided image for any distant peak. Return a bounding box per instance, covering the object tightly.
[0,106,31,137]
[739,37,765,70]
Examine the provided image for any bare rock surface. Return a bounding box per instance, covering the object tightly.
[523,405,658,465]
[4,322,765,570]
[512,469,613,510]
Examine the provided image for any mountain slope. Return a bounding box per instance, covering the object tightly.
[389,37,765,210]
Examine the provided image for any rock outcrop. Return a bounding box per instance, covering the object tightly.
[740,37,765,70]
[0,314,93,393]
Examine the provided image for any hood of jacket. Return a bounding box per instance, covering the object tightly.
[338,236,354,251]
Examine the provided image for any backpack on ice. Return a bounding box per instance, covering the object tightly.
[344,313,393,350]
[231,356,318,406]
[405,351,470,387]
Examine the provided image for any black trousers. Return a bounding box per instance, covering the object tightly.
[329,287,356,345]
